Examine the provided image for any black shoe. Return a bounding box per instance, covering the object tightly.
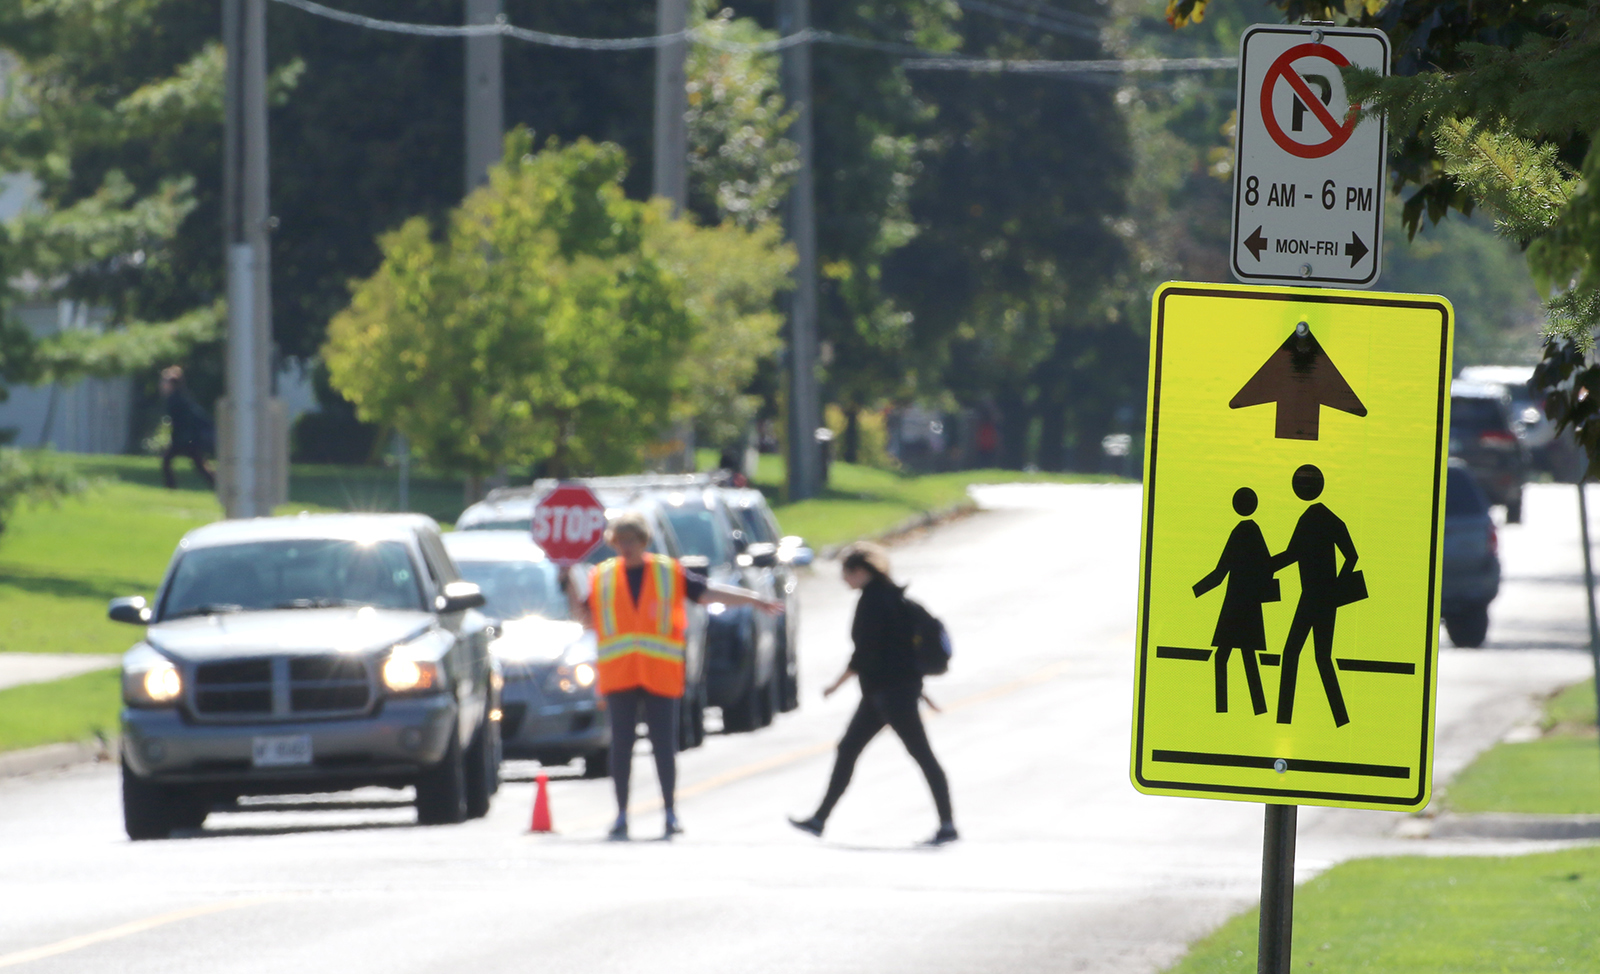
[607,818,629,842]
[664,812,683,839]
[924,823,959,846]
[788,816,824,838]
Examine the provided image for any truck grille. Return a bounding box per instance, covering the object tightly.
[191,655,373,721]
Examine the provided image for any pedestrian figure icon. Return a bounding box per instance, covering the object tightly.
[1192,488,1279,715]
[1270,464,1366,727]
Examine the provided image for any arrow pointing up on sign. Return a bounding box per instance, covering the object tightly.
[1229,324,1367,440]
[1344,232,1369,267]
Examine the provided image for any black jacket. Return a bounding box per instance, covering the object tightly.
[848,575,919,693]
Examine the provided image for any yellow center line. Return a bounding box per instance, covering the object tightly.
[0,898,281,970]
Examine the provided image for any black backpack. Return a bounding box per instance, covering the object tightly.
[903,595,952,676]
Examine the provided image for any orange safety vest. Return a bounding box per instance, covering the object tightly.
[588,554,689,698]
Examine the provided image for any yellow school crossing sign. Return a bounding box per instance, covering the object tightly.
[1131,281,1453,810]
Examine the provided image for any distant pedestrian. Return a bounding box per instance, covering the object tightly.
[567,510,779,841]
[789,542,957,846]
[159,366,215,490]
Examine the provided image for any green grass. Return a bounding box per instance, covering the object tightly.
[712,450,1126,550]
[0,668,120,753]
[1167,847,1600,973]
[1448,679,1600,814]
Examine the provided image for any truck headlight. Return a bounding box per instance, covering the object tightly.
[382,655,439,694]
[123,645,183,708]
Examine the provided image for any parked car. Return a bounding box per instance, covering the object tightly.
[441,530,612,774]
[456,486,710,750]
[642,483,784,733]
[111,514,498,839]
[1450,381,1530,522]
[1441,462,1501,648]
[1458,364,1585,482]
[723,487,813,712]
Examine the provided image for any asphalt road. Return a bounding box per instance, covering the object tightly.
[0,483,1592,973]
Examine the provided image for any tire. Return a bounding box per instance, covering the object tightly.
[760,668,780,728]
[1506,494,1523,524]
[778,628,800,713]
[122,759,182,840]
[1444,602,1490,648]
[582,747,611,779]
[415,726,467,825]
[463,716,497,820]
[678,685,705,751]
[721,676,763,733]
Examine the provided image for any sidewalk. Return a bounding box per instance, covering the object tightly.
[0,653,119,692]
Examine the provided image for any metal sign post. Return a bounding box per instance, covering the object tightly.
[1257,804,1297,974]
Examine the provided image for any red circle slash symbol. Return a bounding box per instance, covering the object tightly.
[1259,43,1358,159]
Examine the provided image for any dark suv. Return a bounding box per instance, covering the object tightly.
[1441,462,1501,647]
[111,514,498,839]
[1450,382,1529,523]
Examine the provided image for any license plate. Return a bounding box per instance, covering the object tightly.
[252,734,312,768]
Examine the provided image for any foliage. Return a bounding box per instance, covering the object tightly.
[685,2,798,229]
[647,214,793,449]
[0,448,83,537]
[325,134,693,479]
[1167,846,1600,973]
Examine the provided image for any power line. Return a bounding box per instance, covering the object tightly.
[267,0,1234,73]
[903,56,1237,73]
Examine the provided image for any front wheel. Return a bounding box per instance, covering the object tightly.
[463,716,498,820]
[1443,602,1490,648]
[582,747,611,779]
[1506,494,1523,524]
[122,759,186,840]
[416,727,467,825]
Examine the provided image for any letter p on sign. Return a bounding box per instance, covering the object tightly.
[531,483,609,567]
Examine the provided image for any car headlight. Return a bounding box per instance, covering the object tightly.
[546,634,599,694]
[382,631,450,695]
[123,645,183,708]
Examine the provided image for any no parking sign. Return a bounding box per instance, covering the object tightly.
[1230,25,1389,288]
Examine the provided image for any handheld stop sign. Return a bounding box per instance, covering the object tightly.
[531,483,608,567]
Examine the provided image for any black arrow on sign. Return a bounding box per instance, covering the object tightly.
[1244,226,1268,261]
[1230,323,1367,440]
[1344,232,1369,267]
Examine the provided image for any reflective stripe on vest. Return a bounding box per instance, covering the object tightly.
[589,554,688,697]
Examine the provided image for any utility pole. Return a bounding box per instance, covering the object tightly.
[653,0,689,213]
[464,0,503,192]
[779,0,822,501]
[221,0,281,518]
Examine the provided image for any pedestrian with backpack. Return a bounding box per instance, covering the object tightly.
[789,542,957,845]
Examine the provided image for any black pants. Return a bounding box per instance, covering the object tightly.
[814,682,953,824]
[162,442,215,489]
[605,689,679,817]
[1276,604,1348,727]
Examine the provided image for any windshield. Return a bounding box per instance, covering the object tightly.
[161,539,424,618]
[455,559,568,621]
[737,506,777,543]
[1446,468,1489,516]
[1451,397,1506,431]
[663,505,725,562]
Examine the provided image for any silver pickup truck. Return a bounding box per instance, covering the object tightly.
[111,513,499,839]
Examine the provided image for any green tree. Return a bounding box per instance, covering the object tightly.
[324,135,692,482]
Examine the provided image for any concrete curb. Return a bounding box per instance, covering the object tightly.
[1402,812,1600,841]
[818,500,980,561]
[0,740,113,780]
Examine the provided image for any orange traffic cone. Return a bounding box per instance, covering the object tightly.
[529,772,553,833]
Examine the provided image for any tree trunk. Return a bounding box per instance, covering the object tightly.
[996,390,1031,470]
[1037,397,1067,473]
[842,406,861,464]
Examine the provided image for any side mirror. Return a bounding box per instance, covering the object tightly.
[109,596,153,625]
[436,580,486,614]
[779,537,815,567]
[746,542,779,569]
[729,529,749,553]
[679,555,711,572]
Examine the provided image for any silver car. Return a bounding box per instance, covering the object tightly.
[111,514,498,839]
[441,530,610,775]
